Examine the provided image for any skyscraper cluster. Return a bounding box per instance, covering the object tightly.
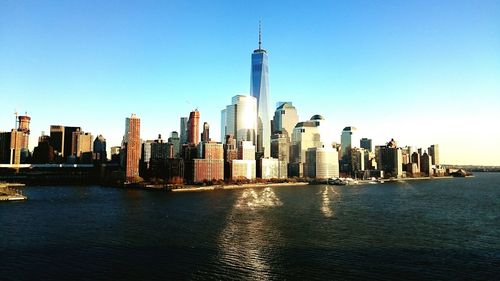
[0,115,31,165]
[0,26,442,184]
[0,114,108,166]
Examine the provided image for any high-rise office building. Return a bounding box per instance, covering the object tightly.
[49,125,78,161]
[50,125,64,156]
[411,151,421,169]
[250,24,271,158]
[273,102,298,138]
[187,110,200,145]
[202,142,224,160]
[360,138,372,152]
[17,115,30,155]
[377,141,403,178]
[180,117,188,145]
[232,159,256,180]
[201,122,210,142]
[222,95,257,145]
[351,147,367,174]
[271,132,290,162]
[340,126,358,174]
[110,146,121,163]
[238,141,256,161]
[288,116,326,177]
[151,134,171,161]
[231,140,256,180]
[141,140,153,167]
[223,135,238,180]
[6,115,31,164]
[421,152,432,176]
[64,126,81,159]
[124,114,141,182]
[305,147,339,179]
[260,158,279,179]
[93,135,107,162]
[193,142,224,183]
[341,126,358,159]
[0,132,12,164]
[32,134,54,164]
[71,129,93,157]
[291,117,323,164]
[271,132,290,179]
[428,144,439,166]
[168,131,180,158]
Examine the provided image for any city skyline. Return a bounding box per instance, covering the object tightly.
[1,0,499,165]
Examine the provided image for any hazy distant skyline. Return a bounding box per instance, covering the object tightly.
[1,0,499,165]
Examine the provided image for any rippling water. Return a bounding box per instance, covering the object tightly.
[1,173,499,280]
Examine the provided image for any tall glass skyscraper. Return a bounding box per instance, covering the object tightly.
[250,24,271,158]
[221,95,257,145]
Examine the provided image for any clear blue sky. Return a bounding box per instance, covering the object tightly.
[1,0,499,165]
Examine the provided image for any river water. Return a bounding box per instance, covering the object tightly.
[1,173,499,280]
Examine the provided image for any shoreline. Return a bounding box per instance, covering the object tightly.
[172,182,309,192]
[0,175,470,194]
[171,175,462,193]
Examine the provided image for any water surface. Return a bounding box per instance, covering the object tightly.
[1,173,499,280]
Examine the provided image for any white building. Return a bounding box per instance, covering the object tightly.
[221,95,257,146]
[305,147,339,179]
[232,159,256,180]
[260,158,279,179]
[273,102,299,137]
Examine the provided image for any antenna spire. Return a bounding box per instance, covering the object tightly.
[14,110,18,129]
[258,21,262,50]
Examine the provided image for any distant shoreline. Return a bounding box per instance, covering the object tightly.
[172,182,309,192]
[170,175,464,193]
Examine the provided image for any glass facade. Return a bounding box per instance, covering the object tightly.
[273,102,298,138]
[251,49,271,158]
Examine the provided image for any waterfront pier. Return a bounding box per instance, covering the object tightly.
[0,183,27,201]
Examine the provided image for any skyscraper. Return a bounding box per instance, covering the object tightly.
[222,95,257,145]
[50,125,64,156]
[180,117,188,145]
[71,129,93,158]
[421,151,432,176]
[64,126,81,159]
[305,147,339,179]
[291,117,323,164]
[0,132,11,164]
[93,135,107,162]
[340,126,358,173]
[377,140,403,178]
[124,114,141,182]
[341,126,358,159]
[168,131,180,158]
[48,125,80,161]
[232,140,257,180]
[187,110,200,145]
[271,132,290,179]
[32,134,54,164]
[250,23,271,158]
[9,115,31,164]
[201,122,210,142]
[428,144,439,166]
[360,138,373,152]
[273,102,299,137]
